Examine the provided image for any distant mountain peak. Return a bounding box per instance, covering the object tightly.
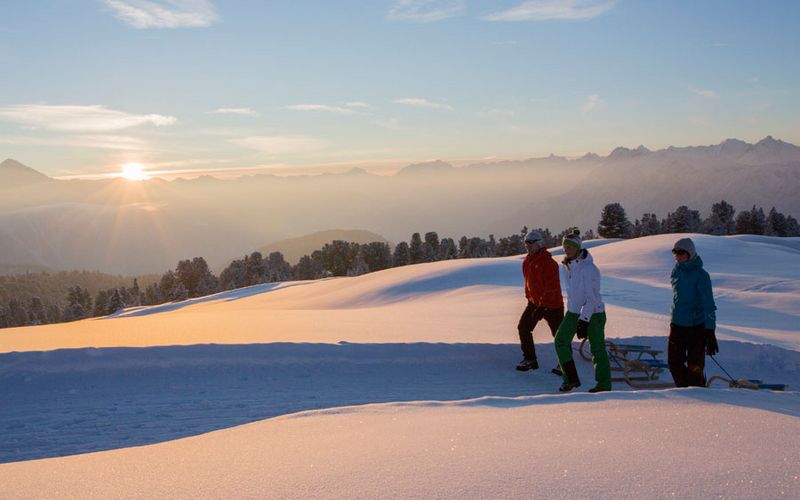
[608,145,651,160]
[755,135,787,149]
[395,160,455,176]
[0,159,52,188]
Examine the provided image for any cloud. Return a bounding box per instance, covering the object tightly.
[103,0,219,29]
[393,98,454,110]
[230,135,327,155]
[581,94,602,114]
[0,134,149,151]
[286,104,357,115]
[688,85,717,98]
[387,0,465,23]
[483,0,617,21]
[345,101,373,109]
[211,107,258,116]
[0,104,176,131]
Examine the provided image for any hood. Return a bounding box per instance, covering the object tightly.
[677,255,704,271]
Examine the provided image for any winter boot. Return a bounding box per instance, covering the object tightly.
[558,360,581,392]
[516,358,539,371]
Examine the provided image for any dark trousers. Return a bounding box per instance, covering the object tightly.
[517,303,564,361]
[668,323,706,387]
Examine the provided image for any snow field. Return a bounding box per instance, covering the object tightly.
[0,234,798,498]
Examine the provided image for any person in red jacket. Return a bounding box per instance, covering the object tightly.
[516,230,564,371]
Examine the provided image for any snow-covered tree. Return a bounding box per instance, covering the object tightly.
[409,233,424,264]
[785,215,800,237]
[347,252,370,276]
[93,289,110,316]
[424,232,440,257]
[634,213,661,237]
[362,242,392,272]
[27,297,46,325]
[438,237,459,260]
[597,203,633,238]
[703,200,736,235]
[108,289,125,313]
[765,207,788,237]
[392,241,411,267]
[664,206,702,233]
[735,205,766,235]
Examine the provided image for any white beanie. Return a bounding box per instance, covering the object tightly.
[525,230,543,243]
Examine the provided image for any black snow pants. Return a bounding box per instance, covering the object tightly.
[668,323,706,387]
[517,303,564,361]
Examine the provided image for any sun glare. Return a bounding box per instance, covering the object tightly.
[120,162,149,181]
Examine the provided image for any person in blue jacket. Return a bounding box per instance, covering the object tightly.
[669,238,718,387]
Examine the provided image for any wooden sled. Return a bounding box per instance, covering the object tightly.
[579,339,673,389]
[578,340,789,391]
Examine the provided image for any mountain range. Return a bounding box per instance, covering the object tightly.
[1,136,798,275]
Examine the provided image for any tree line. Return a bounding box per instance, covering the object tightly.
[597,201,799,238]
[1,226,583,329]
[3,199,795,329]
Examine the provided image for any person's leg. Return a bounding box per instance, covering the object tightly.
[517,303,537,360]
[686,326,707,387]
[544,306,565,338]
[587,312,611,390]
[555,312,579,384]
[668,324,690,387]
[545,306,566,375]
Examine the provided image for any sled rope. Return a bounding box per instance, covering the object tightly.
[706,355,760,389]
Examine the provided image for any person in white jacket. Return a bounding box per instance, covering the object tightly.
[554,229,611,393]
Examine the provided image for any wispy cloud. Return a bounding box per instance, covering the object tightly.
[230,135,327,155]
[0,134,149,151]
[210,107,258,116]
[387,0,466,23]
[345,101,373,109]
[103,0,219,29]
[688,85,717,98]
[393,98,454,111]
[0,104,176,131]
[483,0,617,22]
[581,94,603,114]
[286,104,357,115]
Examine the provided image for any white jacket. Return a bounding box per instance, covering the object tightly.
[562,249,605,322]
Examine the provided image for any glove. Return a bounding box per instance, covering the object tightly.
[576,319,589,340]
[704,329,719,356]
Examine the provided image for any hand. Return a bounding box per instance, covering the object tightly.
[705,329,719,356]
[576,320,589,340]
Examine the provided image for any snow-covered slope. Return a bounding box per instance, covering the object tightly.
[1,234,798,497]
[1,234,797,351]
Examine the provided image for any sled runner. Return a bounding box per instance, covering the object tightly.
[706,376,787,391]
[579,339,674,389]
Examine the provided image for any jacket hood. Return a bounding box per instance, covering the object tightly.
[563,248,592,268]
[676,255,704,271]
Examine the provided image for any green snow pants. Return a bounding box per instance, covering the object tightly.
[555,311,611,390]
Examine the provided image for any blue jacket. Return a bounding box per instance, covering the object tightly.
[670,255,716,330]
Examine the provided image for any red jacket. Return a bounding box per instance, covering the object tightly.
[522,249,563,309]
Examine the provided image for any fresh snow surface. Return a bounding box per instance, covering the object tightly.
[3,391,799,499]
[1,234,798,498]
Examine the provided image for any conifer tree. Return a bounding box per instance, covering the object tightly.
[597,203,633,238]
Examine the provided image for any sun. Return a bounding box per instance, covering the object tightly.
[120,162,150,181]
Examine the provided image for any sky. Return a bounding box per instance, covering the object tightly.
[0,0,798,179]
